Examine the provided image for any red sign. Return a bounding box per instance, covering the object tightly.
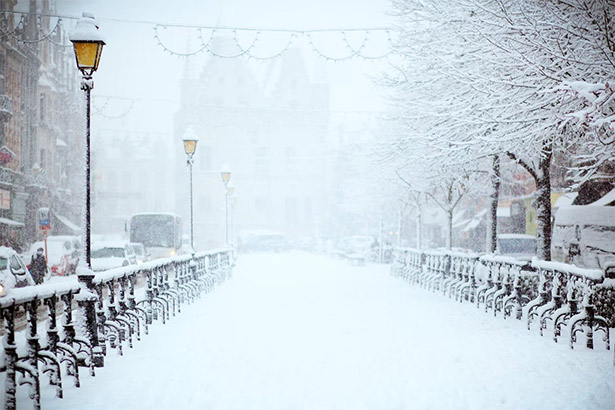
[0,146,13,165]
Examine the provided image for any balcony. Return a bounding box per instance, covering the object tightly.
[0,95,13,120]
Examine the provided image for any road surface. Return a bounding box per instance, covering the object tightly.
[25,252,615,409]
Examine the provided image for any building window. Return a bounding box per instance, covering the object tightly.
[40,94,45,122]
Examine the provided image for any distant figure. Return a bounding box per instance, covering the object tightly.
[30,247,47,284]
[67,249,79,275]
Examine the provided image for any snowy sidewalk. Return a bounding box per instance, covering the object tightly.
[40,252,615,410]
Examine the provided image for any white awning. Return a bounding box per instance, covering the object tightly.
[554,192,579,208]
[462,209,487,232]
[496,207,511,217]
[54,213,81,234]
[589,188,615,206]
[0,217,24,227]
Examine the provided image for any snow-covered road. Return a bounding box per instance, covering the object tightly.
[43,252,615,410]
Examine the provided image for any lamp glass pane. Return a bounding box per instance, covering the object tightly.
[183,140,197,155]
[73,42,100,69]
[221,172,231,184]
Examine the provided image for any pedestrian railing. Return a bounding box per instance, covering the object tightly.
[0,249,234,410]
[391,248,615,362]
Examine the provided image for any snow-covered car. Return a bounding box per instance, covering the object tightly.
[345,235,377,260]
[240,232,289,253]
[26,235,80,276]
[91,242,133,272]
[0,246,34,296]
[496,234,537,261]
[129,242,150,264]
[552,203,615,269]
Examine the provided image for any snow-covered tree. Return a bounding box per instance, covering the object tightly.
[382,0,615,260]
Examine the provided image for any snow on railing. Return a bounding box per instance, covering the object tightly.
[390,248,613,364]
[0,248,235,410]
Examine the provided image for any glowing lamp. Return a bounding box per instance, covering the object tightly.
[69,12,105,77]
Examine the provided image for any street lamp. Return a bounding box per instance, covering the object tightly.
[183,128,199,251]
[229,189,237,247]
[220,163,231,246]
[70,12,105,270]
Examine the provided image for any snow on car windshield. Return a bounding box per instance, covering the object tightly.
[91,248,125,258]
[498,238,537,254]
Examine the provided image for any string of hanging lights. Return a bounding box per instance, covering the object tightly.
[92,96,135,120]
[1,9,393,61]
[154,25,392,61]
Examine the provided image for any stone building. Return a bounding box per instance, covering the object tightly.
[0,0,84,250]
[174,39,329,249]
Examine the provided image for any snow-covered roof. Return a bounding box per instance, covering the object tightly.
[588,188,615,206]
[0,246,18,258]
[131,212,180,218]
[555,205,615,227]
[92,241,127,251]
[0,217,24,227]
[497,234,536,240]
[553,192,578,208]
[462,209,487,232]
[53,213,81,234]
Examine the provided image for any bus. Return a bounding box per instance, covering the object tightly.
[128,213,182,259]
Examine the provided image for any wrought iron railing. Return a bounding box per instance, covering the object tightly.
[391,248,614,361]
[0,248,234,410]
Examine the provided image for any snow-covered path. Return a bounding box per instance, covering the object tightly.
[43,252,615,410]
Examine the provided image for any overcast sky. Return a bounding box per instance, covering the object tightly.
[49,0,393,133]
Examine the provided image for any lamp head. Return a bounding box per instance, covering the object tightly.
[182,127,199,156]
[220,163,231,186]
[70,12,106,77]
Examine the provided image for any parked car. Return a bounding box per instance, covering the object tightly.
[240,232,289,253]
[347,235,377,258]
[496,234,537,261]
[26,235,80,276]
[129,242,150,264]
[552,203,615,269]
[0,246,34,296]
[91,242,134,272]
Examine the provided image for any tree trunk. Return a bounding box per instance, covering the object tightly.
[486,155,500,253]
[416,203,422,250]
[536,143,553,260]
[446,209,453,250]
[397,207,402,247]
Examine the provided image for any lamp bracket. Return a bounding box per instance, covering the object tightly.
[80,76,94,91]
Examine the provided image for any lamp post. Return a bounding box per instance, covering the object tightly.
[70,12,105,270]
[182,128,199,251]
[226,182,235,246]
[229,191,237,247]
[220,163,231,246]
[69,12,105,368]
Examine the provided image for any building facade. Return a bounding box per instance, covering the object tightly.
[0,0,84,251]
[174,40,330,249]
